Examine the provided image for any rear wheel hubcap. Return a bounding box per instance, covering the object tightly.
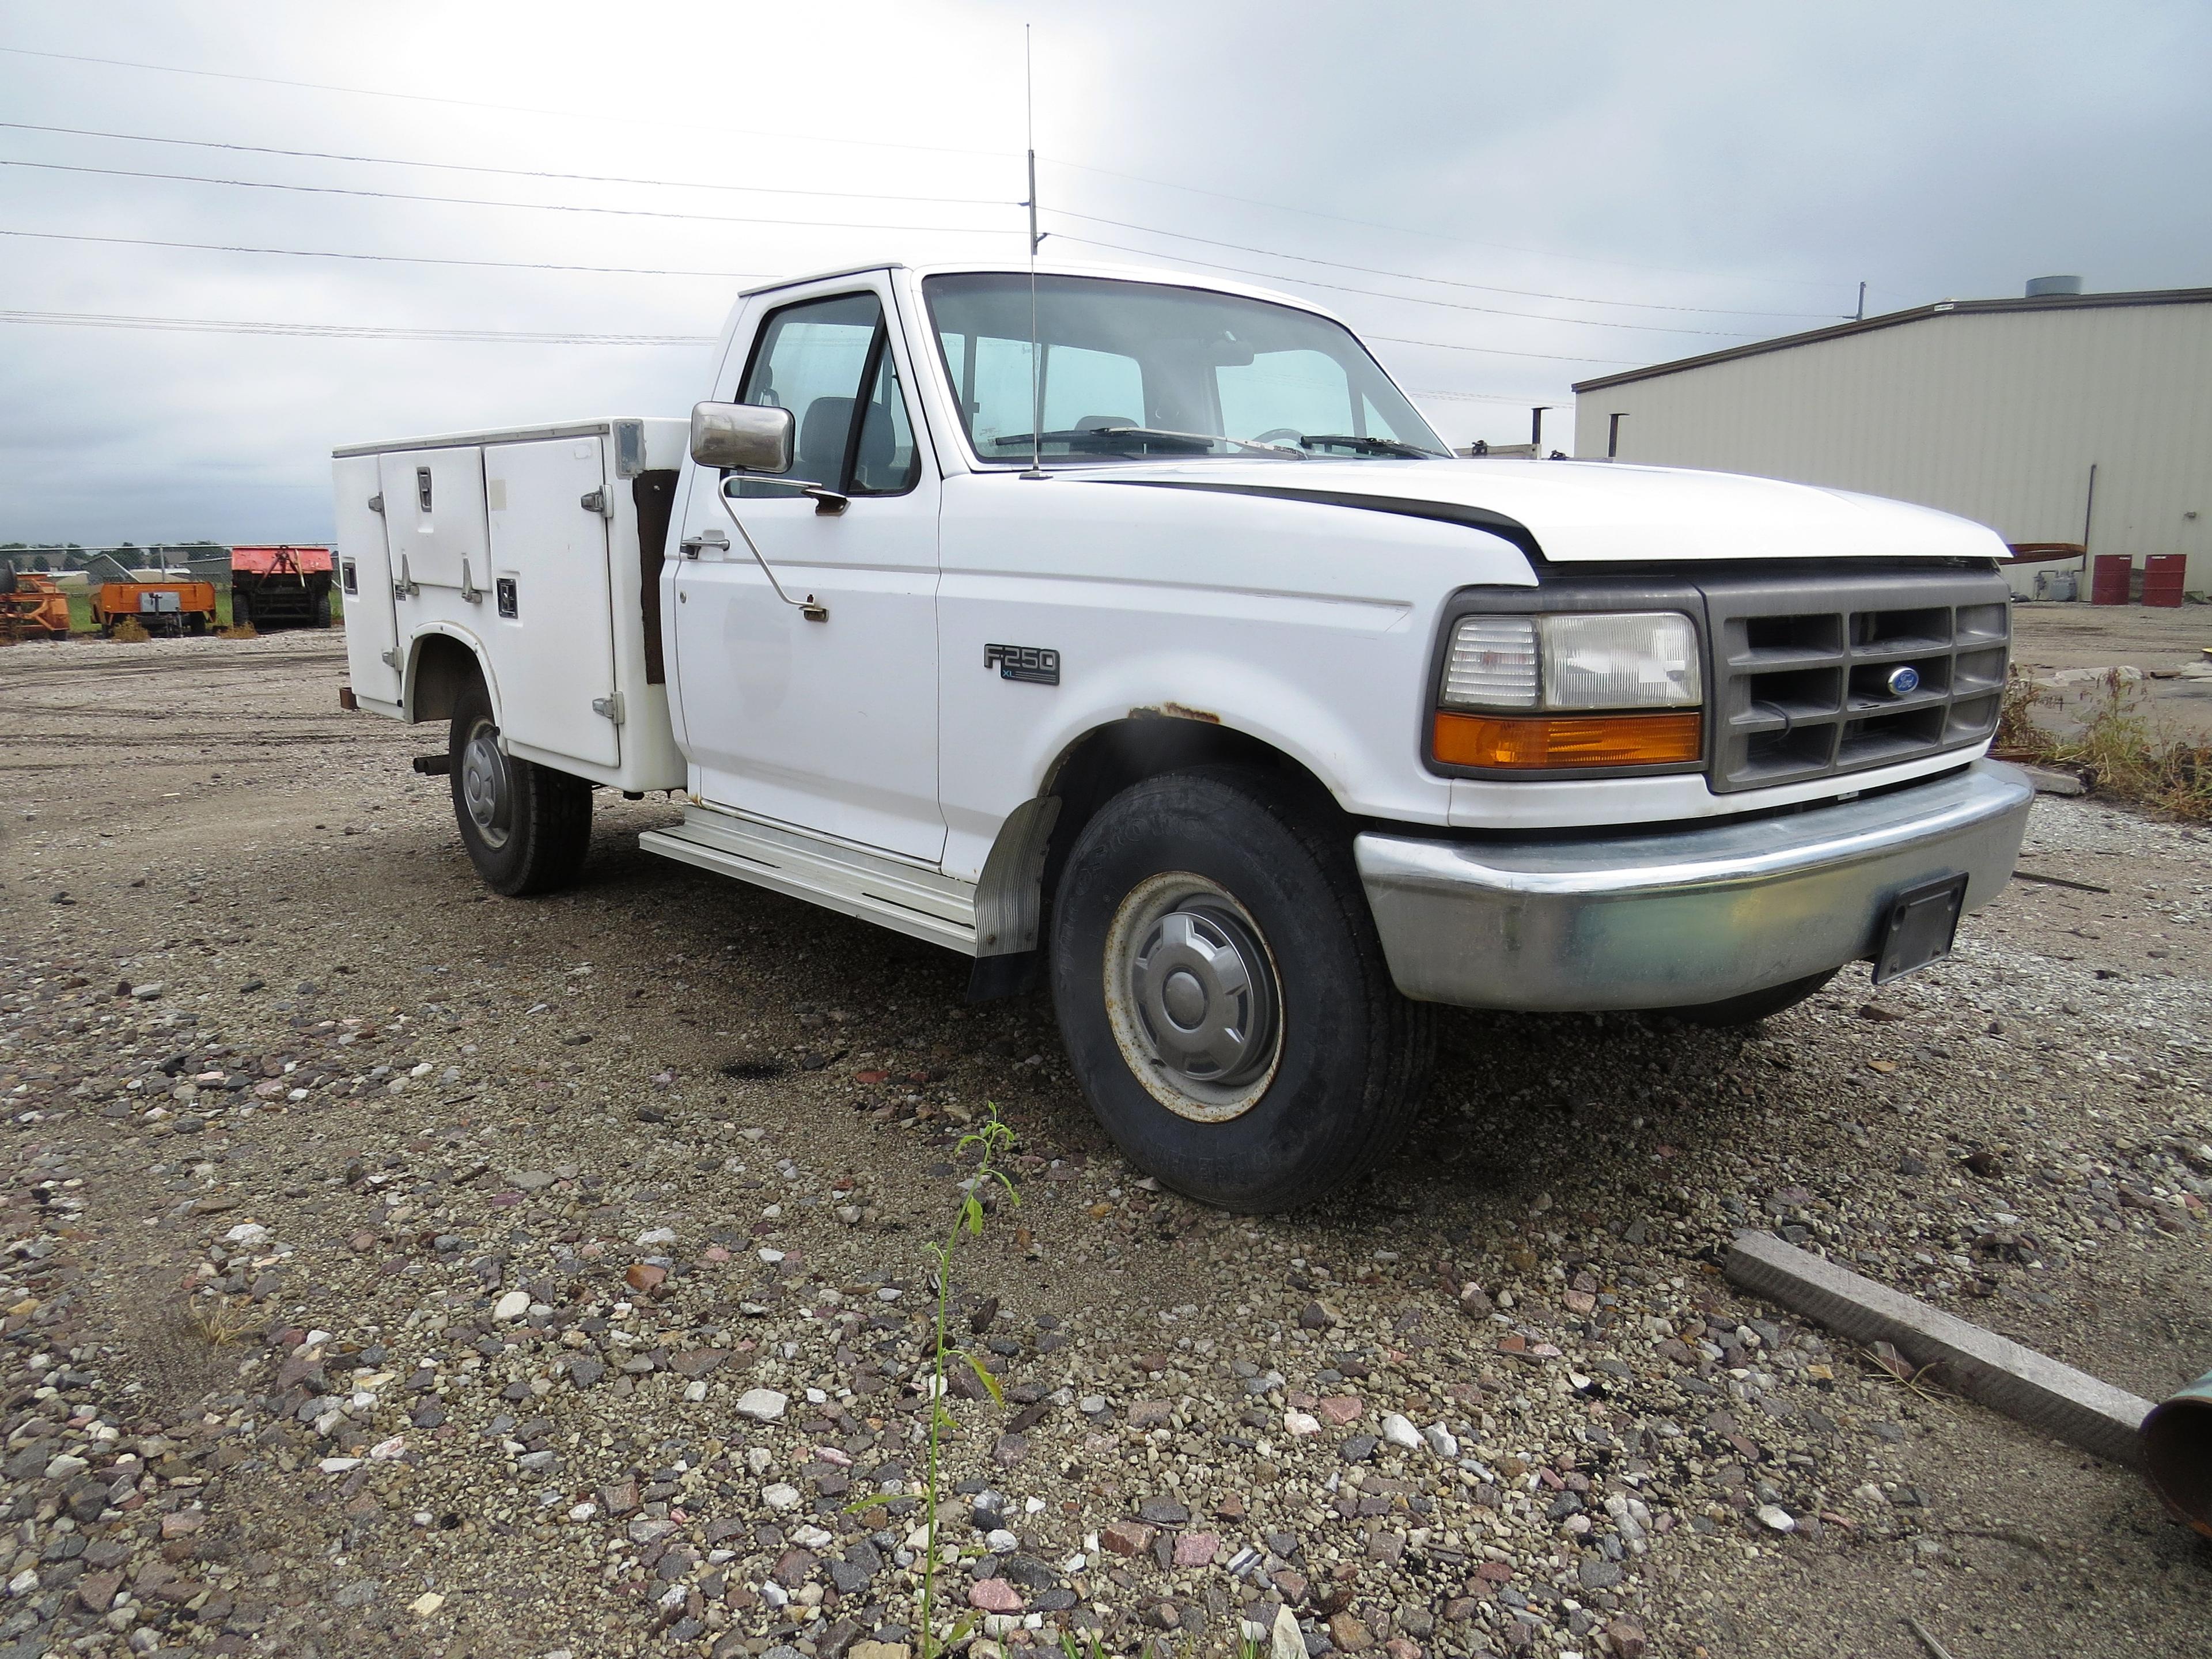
[460,719,513,850]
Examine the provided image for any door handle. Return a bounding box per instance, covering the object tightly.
[679,529,729,560]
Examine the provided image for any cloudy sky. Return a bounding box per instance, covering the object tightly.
[2,0,2207,546]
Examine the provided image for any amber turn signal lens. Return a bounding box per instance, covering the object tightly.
[1433,710,1703,770]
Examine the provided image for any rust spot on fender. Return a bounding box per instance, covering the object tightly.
[1131,702,1222,725]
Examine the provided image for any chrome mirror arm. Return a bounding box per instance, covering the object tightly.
[715,484,829,622]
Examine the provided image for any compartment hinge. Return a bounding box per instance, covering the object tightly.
[591,693,626,725]
[581,488,612,518]
[367,493,384,514]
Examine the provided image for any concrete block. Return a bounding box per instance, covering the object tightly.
[1726,1229,2149,1467]
[2018,764,2087,797]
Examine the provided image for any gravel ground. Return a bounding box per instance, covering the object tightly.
[0,631,2207,1659]
[2009,601,2212,741]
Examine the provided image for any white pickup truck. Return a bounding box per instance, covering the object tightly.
[332,259,2031,1210]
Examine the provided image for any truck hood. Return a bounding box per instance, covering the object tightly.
[1080,457,2008,565]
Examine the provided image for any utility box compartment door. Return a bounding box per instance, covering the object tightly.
[331,454,401,703]
[378,446,488,595]
[485,437,620,767]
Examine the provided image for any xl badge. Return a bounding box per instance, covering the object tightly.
[984,643,1060,685]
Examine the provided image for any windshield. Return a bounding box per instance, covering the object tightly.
[922,272,1448,465]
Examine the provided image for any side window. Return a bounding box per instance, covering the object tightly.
[737,291,916,496]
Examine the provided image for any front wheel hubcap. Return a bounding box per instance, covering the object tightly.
[1105,872,1282,1122]
[459,719,513,850]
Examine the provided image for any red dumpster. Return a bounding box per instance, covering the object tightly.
[2143,554,2188,608]
[2090,554,2133,605]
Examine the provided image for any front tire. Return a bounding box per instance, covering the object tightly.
[1050,767,1433,1212]
[448,680,592,896]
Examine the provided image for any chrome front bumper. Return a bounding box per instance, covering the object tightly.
[1355,760,2033,1012]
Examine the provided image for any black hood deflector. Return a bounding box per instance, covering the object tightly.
[1090,476,1546,564]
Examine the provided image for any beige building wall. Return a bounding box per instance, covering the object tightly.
[1573,298,2212,593]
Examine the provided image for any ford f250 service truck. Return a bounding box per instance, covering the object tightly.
[333,260,2032,1211]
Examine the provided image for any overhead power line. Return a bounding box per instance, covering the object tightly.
[1369,334,1638,366]
[1,118,1771,333]
[0,40,1861,320]
[0,120,1012,209]
[0,225,764,281]
[1053,234,1755,336]
[1041,156,1858,295]
[0,308,714,346]
[0,157,1018,235]
[1045,209,1846,321]
[1411,388,1573,404]
[1,304,1622,368]
[0,44,1017,164]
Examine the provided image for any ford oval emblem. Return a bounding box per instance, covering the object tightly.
[1885,665,1922,696]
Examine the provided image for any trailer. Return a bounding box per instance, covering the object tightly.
[92,580,217,637]
[229,545,335,630]
[0,569,73,642]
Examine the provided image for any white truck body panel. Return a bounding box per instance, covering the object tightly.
[1070,455,2010,566]
[332,418,688,794]
[331,454,402,709]
[484,437,622,769]
[930,472,1528,881]
[668,270,947,863]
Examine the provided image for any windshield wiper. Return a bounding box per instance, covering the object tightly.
[986,427,1304,459]
[1293,434,1444,459]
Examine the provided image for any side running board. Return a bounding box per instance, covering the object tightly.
[638,808,978,955]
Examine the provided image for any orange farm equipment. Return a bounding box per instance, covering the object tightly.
[0,569,73,642]
[229,544,335,630]
[92,580,217,637]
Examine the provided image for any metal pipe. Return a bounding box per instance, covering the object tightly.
[2141,1369,2212,1538]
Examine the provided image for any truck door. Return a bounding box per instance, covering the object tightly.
[331,454,402,704]
[484,437,621,768]
[378,446,490,603]
[670,282,944,863]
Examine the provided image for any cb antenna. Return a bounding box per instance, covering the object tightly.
[1022,24,1046,479]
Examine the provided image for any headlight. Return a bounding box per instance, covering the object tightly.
[1441,612,1699,710]
[1435,609,1703,771]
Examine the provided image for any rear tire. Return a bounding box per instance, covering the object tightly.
[448,680,592,896]
[1661,968,1837,1028]
[1050,766,1434,1212]
[231,591,252,630]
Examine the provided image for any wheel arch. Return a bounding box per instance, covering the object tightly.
[972,713,1344,968]
[404,628,497,726]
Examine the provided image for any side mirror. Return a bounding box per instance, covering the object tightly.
[690,402,794,473]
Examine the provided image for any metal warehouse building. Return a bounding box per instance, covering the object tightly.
[1573,282,2212,595]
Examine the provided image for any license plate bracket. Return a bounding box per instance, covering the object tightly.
[1871,873,1968,985]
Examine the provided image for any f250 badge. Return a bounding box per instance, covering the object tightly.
[984,643,1060,685]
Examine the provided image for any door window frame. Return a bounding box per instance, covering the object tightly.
[730,287,925,500]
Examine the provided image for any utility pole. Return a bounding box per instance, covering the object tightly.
[1531,407,1554,450]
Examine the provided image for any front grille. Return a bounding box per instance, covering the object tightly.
[1704,567,2010,793]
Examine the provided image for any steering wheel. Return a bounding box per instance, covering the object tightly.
[1251,428,1305,446]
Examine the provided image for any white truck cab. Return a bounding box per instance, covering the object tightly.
[333,259,2032,1210]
